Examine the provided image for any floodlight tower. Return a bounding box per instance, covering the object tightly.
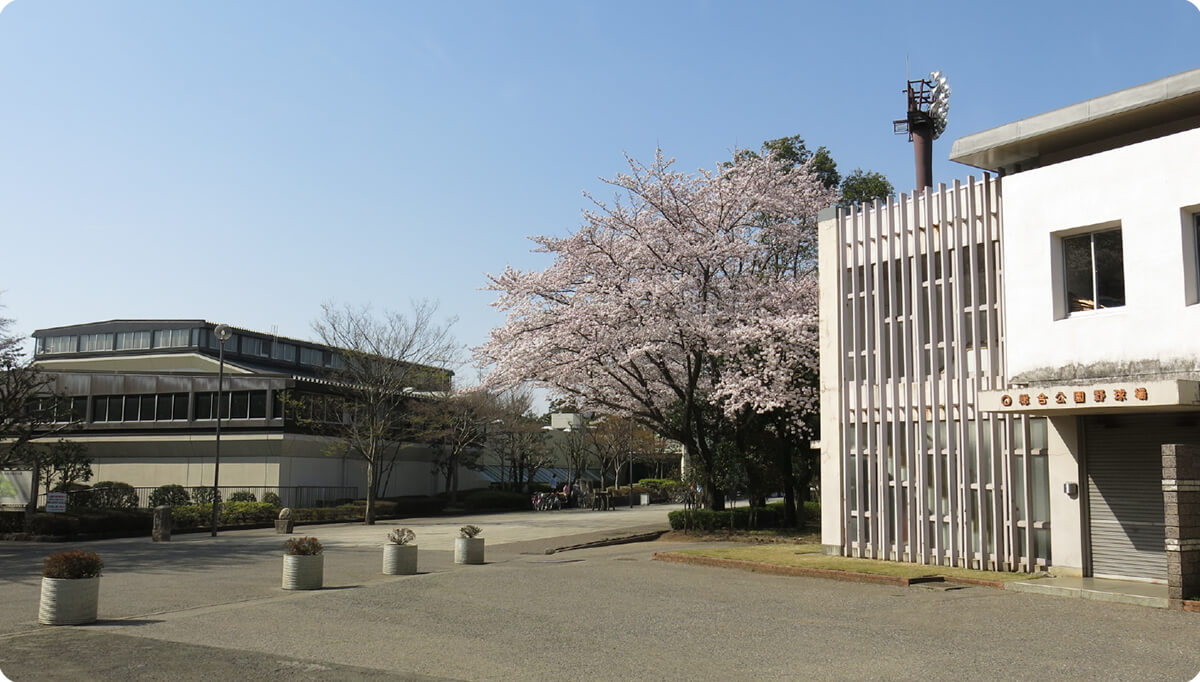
[894,71,950,190]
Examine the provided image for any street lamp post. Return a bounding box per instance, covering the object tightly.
[628,453,635,508]
[210,324,232,537]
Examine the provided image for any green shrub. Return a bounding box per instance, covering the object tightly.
[667,502,819,531]
[261,491,283,507]
[30,514,80,536]
[191,488,220,505]
[42,550,103,578]
[75,482,139,509]
[227,491,257,503]
[72,509,152,534]
[460,489,528,511]
[170,505,207,528]
[0,511,22,533]
[527,482,552,493]
[170,502,278,529]
[149,484,190,507]
[382,495,446,516]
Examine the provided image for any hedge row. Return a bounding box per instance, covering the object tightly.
[667,501,820,531]
[2,509,154,536]
[459,490,529,511]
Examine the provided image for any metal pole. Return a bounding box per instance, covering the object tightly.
[912,120,934,190]
[210,339,225,537]
[628,454,634,508]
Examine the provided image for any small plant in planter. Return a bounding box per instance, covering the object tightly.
[275,507,294,534]
[39,550,103,625]
[281,536,323,590]
[454,525,485,565]
[383,527,418,575]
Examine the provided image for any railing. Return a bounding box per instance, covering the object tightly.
[39,486,359,510]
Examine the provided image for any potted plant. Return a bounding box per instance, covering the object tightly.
[39,550,103,625]
[281,536,323,590]
[275,507,294,534]
[383,527,418,575]
[454,525,484,565]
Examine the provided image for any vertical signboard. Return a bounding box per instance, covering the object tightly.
[0,470,32,508]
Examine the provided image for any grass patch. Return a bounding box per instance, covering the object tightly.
[675,544,1032,582]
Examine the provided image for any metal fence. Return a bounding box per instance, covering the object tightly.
[38,485,359,510]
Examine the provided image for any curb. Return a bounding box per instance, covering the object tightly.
[652,552,946,587]
[546,530,668,555]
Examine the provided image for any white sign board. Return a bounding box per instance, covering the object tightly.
[45,492,68,513]
[0,470,32,508]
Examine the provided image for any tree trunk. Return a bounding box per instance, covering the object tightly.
[778,441,797,527]
[449,451,460,505]
[364,458,377,525]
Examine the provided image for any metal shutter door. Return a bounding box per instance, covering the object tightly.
[1085,415,1180,582]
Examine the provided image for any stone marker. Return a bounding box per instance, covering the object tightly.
[153,505,172,542]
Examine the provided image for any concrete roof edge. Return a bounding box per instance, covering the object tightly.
[950,67,1200,168]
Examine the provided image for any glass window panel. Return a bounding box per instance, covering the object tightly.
[71,397,88,421]
[1029,417,1048,450]
[116,330,152,350]
[241,337,267,357]
[1063,233,1095,313]
[173,393,189,420]
[1093,229,1125,309]
[44,336,78,354]
[272,342,296,362]
[156,394,173,420]
[249,391,267,418]
[230,391,249,419]
[123,395,140,421]
[139,395,156,420]
[153,328,190,348]
[220,393,231,420]
[195,393,213,420]
[92,396,108,421]
[300,347,323,366]
[79,333,113,352]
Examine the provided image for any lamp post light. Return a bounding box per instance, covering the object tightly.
[210,323,232,537]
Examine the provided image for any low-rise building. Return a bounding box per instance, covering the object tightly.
[30,319,468,506]
[820,67,1200,605]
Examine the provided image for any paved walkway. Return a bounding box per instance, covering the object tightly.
[3,506,1200,681]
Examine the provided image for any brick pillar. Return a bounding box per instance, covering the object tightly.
[1162,444,1200,609]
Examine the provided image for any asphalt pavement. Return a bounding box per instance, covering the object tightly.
[1,504,1199,681]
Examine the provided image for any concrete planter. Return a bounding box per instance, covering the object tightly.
[382,544,418,575]
[282,554,323,590]
[39,577,99,625]
[454,537,485,565]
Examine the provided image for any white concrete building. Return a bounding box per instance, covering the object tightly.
[820,68,1200,600]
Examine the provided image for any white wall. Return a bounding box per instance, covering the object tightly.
[1002,127,1200,382]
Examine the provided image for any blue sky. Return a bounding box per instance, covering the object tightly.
[1,1,1197,385]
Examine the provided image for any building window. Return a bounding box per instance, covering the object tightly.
[40,335,78,354]
[92,395,123,422]
[299,347,324,366]
[240,337,268,357]
[153,328,191,348]
[116,330,152,350]
[78,333,113,352]
[195,391,268,420]
[272,342,297,362]
[1063,228,1124,313]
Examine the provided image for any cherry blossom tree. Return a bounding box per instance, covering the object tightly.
[477,149,835,509]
